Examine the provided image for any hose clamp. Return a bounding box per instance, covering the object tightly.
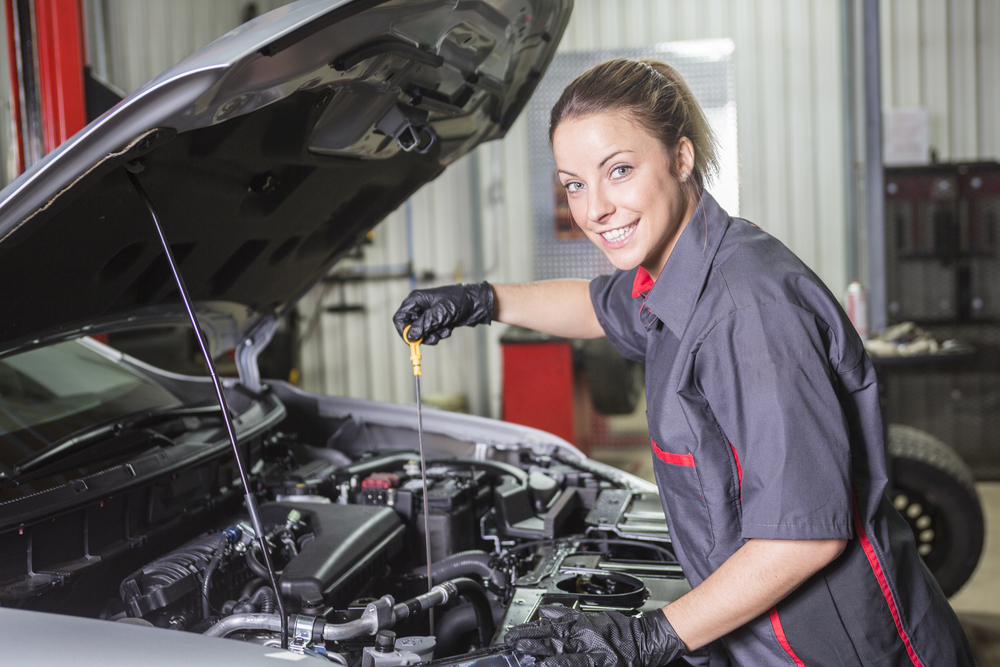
[291,614,318,648]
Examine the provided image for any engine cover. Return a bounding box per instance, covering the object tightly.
[261,501,404,607]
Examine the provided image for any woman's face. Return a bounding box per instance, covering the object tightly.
[552,113,696,280]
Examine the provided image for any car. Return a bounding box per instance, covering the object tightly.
[0,1,695,665]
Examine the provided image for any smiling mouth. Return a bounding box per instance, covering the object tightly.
[600,221,637,243]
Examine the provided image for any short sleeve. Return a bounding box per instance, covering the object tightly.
[590,271,647,362]
[695,301,854,541]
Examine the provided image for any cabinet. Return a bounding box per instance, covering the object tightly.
[883,164,1000,478]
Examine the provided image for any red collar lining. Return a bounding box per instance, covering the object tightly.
[631,267,655,298]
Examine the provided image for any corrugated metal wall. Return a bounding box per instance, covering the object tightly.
[879,0,1000,161]
[81,0,1000,421]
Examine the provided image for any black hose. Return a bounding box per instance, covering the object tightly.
[246,544,282,580]
[434,602,478,658]
[232,586,277,615]
[241,577,266,600]
[429,550,507,591]
[255,586,277,614]
[448,577,495,648]
[201,534,229,619]
[435,598,504,658]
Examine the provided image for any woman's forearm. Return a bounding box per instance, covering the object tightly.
[493,280,605,339]
[663,538,847,650]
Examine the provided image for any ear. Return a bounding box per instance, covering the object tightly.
[676,137,695,181]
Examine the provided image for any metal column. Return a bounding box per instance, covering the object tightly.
[863,0,886,332]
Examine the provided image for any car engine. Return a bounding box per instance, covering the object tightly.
[0,384,688,666]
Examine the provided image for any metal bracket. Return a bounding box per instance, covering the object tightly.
[235,315,280,394]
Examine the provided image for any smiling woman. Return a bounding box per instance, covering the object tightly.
[552,114,694,279]
[549,58,717,280]
[394,57,977,666]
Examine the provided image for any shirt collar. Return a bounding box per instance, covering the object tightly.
[641,191,730,337]
[631,266,655,298]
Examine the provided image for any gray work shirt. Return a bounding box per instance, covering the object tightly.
[590,193,974,666]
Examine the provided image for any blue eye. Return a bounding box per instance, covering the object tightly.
[564,181,583,193]
[613,165,632,178]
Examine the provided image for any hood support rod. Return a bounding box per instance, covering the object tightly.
[126,168,288,648]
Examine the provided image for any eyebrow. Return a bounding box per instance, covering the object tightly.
[599,149,630,168]
[557,149,633,178]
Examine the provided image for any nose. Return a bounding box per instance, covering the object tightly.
[586,183,614,224]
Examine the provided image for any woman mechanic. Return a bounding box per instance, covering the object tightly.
[392,58,975,666]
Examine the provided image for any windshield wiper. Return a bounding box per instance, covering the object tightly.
[11,404,223,477]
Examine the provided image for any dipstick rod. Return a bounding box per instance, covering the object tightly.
[404,326,435,634]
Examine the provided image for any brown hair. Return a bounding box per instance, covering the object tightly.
[549,58,719,207]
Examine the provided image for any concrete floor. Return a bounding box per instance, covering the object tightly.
[589,446,1000,664]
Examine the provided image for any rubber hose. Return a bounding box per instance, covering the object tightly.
[448,577,495,648]
[429,550,507,591]
[246,544,279,580]
[234,585,278,614]
[252,586,277,614]
[201,534,229,619]
[241,577,266,600]
[434,602,478,658]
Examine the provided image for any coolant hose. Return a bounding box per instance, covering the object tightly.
[241,577,266,600]
[234,586,277,614]
[201,534,229,619]
[246,544,278,580]
[391,577,494,646]
[448,578,494,648]
[435,602,484,658]
[430,550,507,591]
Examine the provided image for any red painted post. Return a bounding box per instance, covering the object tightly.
[33,0,86,154]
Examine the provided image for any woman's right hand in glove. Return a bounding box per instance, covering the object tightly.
[505,606,686,667]
[392,281,495,345]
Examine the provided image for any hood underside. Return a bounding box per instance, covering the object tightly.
[0,0,571,357]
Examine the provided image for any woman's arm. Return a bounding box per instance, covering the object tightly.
[663,537,848,650]
[493,280,605,339]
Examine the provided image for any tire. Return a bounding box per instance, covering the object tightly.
[583,337,643,416]
[887,424,985,597]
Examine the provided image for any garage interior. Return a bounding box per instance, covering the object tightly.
[2,0,1000,662]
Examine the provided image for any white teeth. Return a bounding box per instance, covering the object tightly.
[601,222,636,242]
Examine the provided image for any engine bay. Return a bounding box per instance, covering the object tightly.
[0,382,688,666]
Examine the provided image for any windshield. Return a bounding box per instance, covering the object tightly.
[0,341,180,467]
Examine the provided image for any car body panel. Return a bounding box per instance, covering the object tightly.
[0,0,571,361]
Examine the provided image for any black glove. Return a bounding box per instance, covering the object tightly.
[392,282,495,345]
[505,606,686,667]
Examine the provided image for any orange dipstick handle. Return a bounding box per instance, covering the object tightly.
[403,325,422,377]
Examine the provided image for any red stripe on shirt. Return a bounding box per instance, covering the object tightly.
[650,438,694,467]
[852,495,926,667]
[729,441,742,489]
[769,608,805,667]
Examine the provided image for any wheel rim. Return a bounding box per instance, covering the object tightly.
[893,490,945,570]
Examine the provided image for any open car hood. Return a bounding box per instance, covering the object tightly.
[0,0,571,361]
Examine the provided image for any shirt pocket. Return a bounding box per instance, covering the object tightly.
[650,437,715,558]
